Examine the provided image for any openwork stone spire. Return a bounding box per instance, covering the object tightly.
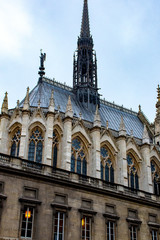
[1,92,8,114]
[80,0,90,38]
[73,0,99,111]
[156,85,160,119]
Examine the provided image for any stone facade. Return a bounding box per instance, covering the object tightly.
[1,0,160,239]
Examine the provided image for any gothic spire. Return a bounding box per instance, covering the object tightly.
[80,0,90,38]
[73,0,99,110]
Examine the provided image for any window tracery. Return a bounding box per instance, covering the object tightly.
[52,130,59,168]
[71,138,87,175]
[151,161,160,195]
[10,128,21,157]
[100,147,114,183]
[28,127,44,163]
[127,154,139,190]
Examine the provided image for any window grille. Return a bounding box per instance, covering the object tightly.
[82,216,91,240]
[10,129,21,157]
[107,221,115,240]
[21,206,34,239]
[151,229,158,240]
[28,128,43,163]
[101,147,114,183]
[130,226,137,240]
[127,154,139,190]
[71,138,87,175]
[54,212,65,240]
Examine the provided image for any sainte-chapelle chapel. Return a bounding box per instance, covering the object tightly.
[0,1,160,240]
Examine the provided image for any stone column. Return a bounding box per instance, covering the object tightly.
[140,144,152,192]
[0,92,9,154]
[0,114,9,154]
[116,116,127,186]
[90,105,101,178]
[62,96,73,171]
[19,87,30,159]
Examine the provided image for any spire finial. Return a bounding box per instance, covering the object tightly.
[1,92,8,114]
[38,50,46,82]
[80,0,90,38]
[157,84,160,102]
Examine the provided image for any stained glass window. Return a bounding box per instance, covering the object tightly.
[28,128,43,163]
[71,138,87,175]
[101,147,114,183]
[52,131,59,168]
[151,161,160,195]
[10,129,21,157]
[127,154,139,190]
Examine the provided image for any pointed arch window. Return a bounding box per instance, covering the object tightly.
[28,128,44,163]
[151,161,160,196]
[100,147,114,183]
[71,138,87,175]
[52,130,59,168]
[10,128,21,157]
[127,154,139,190]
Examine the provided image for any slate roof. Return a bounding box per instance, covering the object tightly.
[19,77,144,140]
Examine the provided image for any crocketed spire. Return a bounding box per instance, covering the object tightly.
[80,0,90,38]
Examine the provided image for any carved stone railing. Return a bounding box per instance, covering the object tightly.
[0,153,159,204]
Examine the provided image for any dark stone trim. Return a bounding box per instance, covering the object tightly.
[19,197,41,205]
[0,161,160,208]
[148,222,160,229]
[78,208,97,215]
[103,213,120,220]
[51,203,71,211]
[0,193,7,200]
[126,217,142,225]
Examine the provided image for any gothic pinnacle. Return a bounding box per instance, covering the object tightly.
[23,87,30,110]
[49,90,55,113]
[119,116,126,137]
[65,95,73,118]
[94,105,101,127]
[142,125,150,144]
[1,92,8,114]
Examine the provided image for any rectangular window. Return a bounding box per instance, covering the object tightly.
[21,206,34,239]
[152,230,158,240]
[54,212,65,240]
[130,226,137,240]
[107,221,115,240]
[82,216,91,240]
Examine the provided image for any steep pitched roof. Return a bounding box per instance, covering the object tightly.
[19,77,144,140]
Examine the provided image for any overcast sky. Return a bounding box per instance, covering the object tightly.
[0,0,160,123]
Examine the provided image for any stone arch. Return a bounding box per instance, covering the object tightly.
[72,131,91,157]
[150,157,160,195]
[28,121,46,136]
[127,148,141,172]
